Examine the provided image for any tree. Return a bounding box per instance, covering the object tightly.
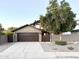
[3,27,17,36]
[40,0,76,40]
[0,24,5,40]
[7,27,16,31]
[0,24,5,34]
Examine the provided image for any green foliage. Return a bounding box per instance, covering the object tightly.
[5,32,13,36]
[55,40,67,45]
[0,24,4,32]
[3,31,13,36]
[0,32,5,35]
[1,27,15,36]
[40,0,76,34]
[7,27,16,31]
[0,24,5,36]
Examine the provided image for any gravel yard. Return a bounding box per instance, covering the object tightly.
[40,42,79,52]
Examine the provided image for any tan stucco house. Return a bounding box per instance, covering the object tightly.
[12,20,50,42]
[11,20,79,42]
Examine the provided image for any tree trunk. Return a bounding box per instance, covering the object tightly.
[50,33,52,42]
[60,34,62,40]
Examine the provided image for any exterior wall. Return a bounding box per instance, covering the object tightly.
[0,35,7,44]
[15,26,41,33]
[34,23,43,29]
[13,33,17,42]
[39,33,42,42]
[51,32,79,42]
[35,23,40,29]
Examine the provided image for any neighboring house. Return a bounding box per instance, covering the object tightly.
[12,20,50,42]
[74,20,79,30]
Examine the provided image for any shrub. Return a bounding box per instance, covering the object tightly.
[67,47,74,50]
[1,32,5,35]
[4,31,13,36]
[55,40,67,45]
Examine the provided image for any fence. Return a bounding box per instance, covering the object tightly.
[51,32,79,42]
[0,35,7,44]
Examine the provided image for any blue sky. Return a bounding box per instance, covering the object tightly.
[0,0,79,29]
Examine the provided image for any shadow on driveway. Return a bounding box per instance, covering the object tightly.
[0,43,15,52]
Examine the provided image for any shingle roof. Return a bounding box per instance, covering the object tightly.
[12,20,40,32]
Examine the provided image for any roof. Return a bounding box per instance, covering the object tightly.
[30,20,40,25]
[12,25,41,32]
[12,24,29,32]
[12,20,40,32]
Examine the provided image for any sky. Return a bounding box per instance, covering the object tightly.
[0,0,79,29]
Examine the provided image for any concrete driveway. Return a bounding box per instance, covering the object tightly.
[0,43,14,52]
[0,42,79,59]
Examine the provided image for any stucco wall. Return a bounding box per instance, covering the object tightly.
[51,32,79,42]
[13,33,17,42]
[15,26,41,33]
[35,23,41,29]
[0,35,7,44]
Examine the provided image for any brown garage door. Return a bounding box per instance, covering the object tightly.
[17,33,39,42]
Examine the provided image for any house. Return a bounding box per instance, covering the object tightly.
[12,20,79,42]
[12,20,50,42]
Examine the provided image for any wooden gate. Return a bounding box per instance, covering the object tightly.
[7,34,13,42]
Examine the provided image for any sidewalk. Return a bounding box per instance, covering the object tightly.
[0,52,79,59]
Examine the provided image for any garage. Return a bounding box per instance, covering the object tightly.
[13,25,42,42]
[17,33,39,42]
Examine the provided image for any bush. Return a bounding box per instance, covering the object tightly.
[1,32,5,35]
[55,40,67,45]
[4,31,13,36]
[67,47,74,50]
